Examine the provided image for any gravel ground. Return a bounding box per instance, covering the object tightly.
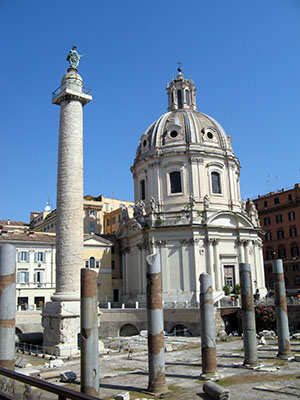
[11,336,300,399]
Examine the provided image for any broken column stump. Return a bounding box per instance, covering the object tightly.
[200,273,218,379]
[273,259,292,359]
[239,263,259,367]
[146,253,168,394]
[0,244,16,370]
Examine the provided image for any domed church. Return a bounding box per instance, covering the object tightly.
[117,68,266,303]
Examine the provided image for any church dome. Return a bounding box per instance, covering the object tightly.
[134,68,234,166]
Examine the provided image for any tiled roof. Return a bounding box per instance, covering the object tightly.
[0,232,56,243]
[0,220,29,226]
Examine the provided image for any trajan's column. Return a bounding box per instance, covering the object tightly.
[42,47,92,356]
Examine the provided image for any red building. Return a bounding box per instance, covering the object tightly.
[253,183,300,295]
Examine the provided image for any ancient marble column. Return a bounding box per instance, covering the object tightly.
[239,263,259,367]
[272,259,292,359]
[200,273,218,379]
[42,49,92,357]
[0,244,16,370]
[146,253,168,394]
[80,268,99,396]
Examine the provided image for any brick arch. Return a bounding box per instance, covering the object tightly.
[119,323,139,337]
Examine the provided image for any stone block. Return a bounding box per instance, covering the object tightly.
[49,359,64,368]
[114,392,130,400]
[60,371,77,382]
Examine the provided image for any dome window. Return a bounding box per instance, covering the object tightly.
[185,90,190,105]
[177,90,183,109]
[211,172,221,194]
[170,130,178,139]
[143,139,147,147]
[207,132,214,140]
[170,171,182,194]
[140,179,146,200]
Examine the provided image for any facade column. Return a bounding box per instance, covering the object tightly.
[244,240,250,264]
[42,50,92,357]
[238,239,245,263]
[206,239,215,289]
[213,240,221,291]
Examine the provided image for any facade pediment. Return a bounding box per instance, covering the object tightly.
[117,218,142,238]
[84,235,112,247]
[207,211,254,229]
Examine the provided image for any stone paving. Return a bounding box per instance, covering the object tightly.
[16,335,300,399]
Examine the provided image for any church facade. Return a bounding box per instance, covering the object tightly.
[117,68,266,303]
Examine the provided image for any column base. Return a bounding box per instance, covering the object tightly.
[199,372,221,381]
[42,300,80,358]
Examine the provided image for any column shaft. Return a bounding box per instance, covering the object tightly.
[0,244,16,370]
[272,259,291,358]
[146,253,168,394]
[55,100,83,300]
[239,263,259,366]
[80,269,99,396]
[200,273,218,379]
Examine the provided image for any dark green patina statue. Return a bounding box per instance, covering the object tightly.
[66,46,82,69]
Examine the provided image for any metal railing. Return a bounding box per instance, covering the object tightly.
[52,81,92,99]
[0,367,99,400]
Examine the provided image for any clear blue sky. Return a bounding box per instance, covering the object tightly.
[1,0,300,222]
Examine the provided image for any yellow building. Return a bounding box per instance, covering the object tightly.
[30,195,134,235]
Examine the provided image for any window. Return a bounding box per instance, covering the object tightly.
[34,271,43,284]
[265,232,272,241]
[293,264,299,272]
[140,179,145,200]
[90,222,95,234]
[17,271,29,283]
[177,90,183,108]
[35,252,45,262]
[18,251,29,262]
[264,200,268,208]
[290,227,297,237]
[107,219,110,226]
[90,257,95,268]
[34,297,44,310]
[96,261,100,268]
[264,217,270,226]
[51,223,54,228]
[266,246,274,260]
[112,217,116,224]
[284,265,288,272]
[89,210,96,216]
[295,276,300,286]
[276,214,283,223]
[112,246,115,254]
[85,260,89,268]
[211,172,221,194]
[278,245,286,259]
[291,243,299,258]
[274,197,280,204]
[118,214,121,222]
[268,267,272,273]
[288,211,295,221]
[185,89,190,105]
[170,171,182,194]
[112,260,115,269]
[277,230,284,239]
[288,194,292,202]
[105,203,109,212]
